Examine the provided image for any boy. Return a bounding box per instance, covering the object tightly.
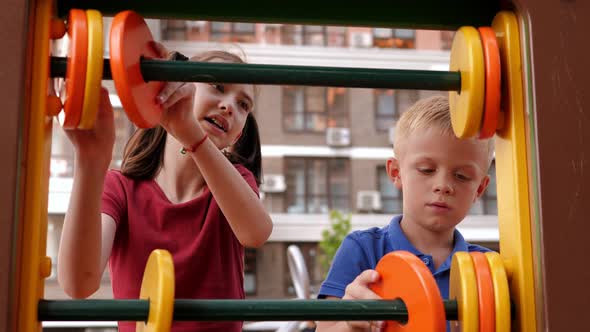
[316,95,494,332]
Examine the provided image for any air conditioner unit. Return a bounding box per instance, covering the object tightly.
[388,126,396,145]
[356,191,382,212]
[326,127,351,147]
[186,21,207,28]
[261,174,286,193]
[349,32,372,48]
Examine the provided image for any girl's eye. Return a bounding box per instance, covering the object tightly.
[240,101,251,112]
[212,84,225,93]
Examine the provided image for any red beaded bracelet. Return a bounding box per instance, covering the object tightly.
[180,134,208,154]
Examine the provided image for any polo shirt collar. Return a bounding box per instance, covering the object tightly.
[387,215,470,271]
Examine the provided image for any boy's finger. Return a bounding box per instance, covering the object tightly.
[356,269,380,285]
[347,320,370,330]
[346,283,382,300]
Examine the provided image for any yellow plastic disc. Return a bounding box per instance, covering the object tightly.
[137,249,175,332]
[449,252,479,332]
[485,252,511,332]
[78,9,104,129]
[449,26,485,138]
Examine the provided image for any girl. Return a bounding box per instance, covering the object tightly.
[57,44,273,332]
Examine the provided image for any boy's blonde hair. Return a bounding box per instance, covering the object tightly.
[393,95,494,168]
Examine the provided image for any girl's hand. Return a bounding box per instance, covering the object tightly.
[342,270,386,332]
[150,41,205,147]
[63,87,115,171]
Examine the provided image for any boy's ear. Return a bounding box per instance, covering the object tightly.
[474,175,491,201]
[386,158,403,190]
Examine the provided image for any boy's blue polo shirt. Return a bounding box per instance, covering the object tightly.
[318,215,491,300]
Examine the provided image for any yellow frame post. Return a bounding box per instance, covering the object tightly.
[16,0,54,331]
[492,11,537,332]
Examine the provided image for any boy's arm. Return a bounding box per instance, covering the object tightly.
[316,271,385,332]
[315,296,350,332]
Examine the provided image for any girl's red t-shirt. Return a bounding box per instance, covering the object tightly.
[101,165,257,332]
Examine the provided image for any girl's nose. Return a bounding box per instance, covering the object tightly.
[219,101,233,116]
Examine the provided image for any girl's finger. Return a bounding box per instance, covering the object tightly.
[149,41,169,59]
[157,81,185,105]
[162,83,195,109]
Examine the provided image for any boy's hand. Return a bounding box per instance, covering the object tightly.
[342,269,386,331]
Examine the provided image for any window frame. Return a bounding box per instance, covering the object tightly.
[284,157,351,214]
[209,21,256,43]
[372,28,416,49]
[282,86,350,133]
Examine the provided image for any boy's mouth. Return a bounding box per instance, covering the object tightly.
[427,202,450,210]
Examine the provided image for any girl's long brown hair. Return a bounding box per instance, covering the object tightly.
[120,51,262,185]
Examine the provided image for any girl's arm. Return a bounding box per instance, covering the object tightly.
[57,89,117,298]
[187,140,272,248]
[57,165,116,298]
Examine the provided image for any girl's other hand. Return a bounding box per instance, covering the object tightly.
[63,87,115,171]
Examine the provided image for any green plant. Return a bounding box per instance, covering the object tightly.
[319,210,352,276]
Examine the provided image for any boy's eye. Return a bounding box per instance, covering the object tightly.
[455,173,471,181]
[418,168,434,174]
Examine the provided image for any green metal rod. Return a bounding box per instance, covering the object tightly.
[56,0,500,30]
[38,299,459,321]
[49,57,460,91]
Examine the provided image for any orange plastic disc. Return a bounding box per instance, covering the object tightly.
[110,10,163,128]
[470,252,496,332]
[478,27,501,139]
[370,251,446,331]
[62,9,87,129]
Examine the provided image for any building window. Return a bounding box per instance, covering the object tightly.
[281,25,347,47]
[375,90,399,132]
[111,107,135,169]
[285,158,350,213]
[441,31,455,51]
[283,87,349,132]
[469,162,498,215]
[372,28,415,49]
[210,22,256,43]
[377,166,403,214]
[244,248,257,295]
[374,90,419,133]
[161,20,187,40]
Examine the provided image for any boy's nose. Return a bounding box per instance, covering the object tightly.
[433,181,453,195]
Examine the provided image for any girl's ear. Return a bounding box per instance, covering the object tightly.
[386,158,403,190]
